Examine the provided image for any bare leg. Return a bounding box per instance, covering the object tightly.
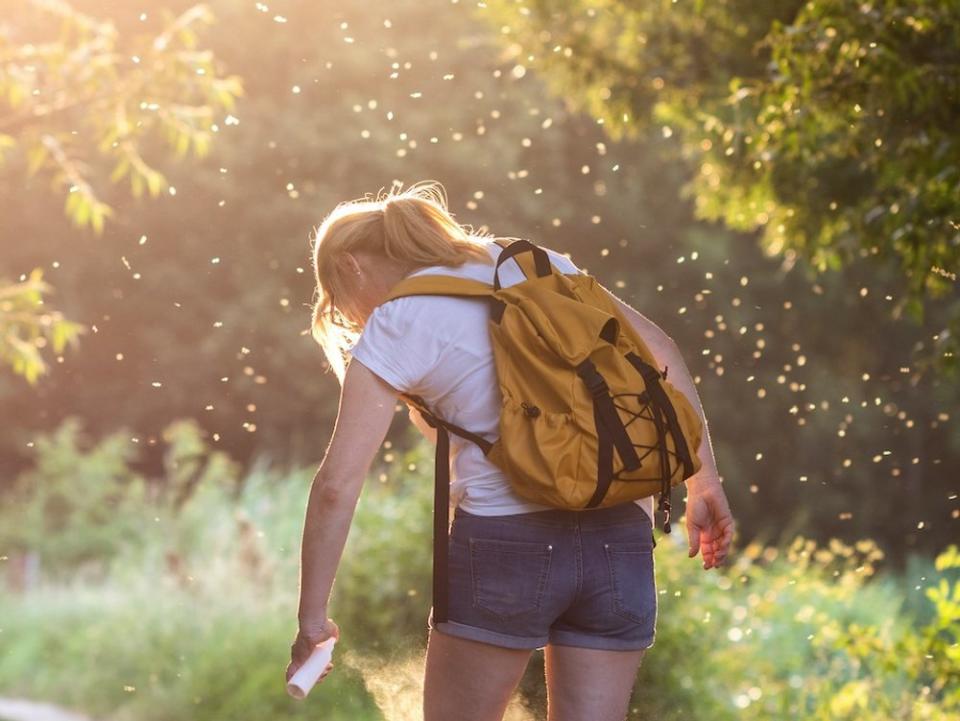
[544,644,646,721]
[423,628,534,721]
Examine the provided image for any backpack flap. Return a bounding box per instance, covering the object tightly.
[497,277,623,367]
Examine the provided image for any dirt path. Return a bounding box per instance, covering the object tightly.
[0,698,92,721]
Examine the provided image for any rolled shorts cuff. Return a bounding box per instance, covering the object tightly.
[428,610,549,650]
[548,628,655,652]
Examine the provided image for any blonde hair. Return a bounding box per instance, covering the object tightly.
[310,180,495,381]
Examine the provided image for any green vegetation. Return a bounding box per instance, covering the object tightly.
[0,1,240,384]
[481,0,960,375]
[1,420,957,720]
[0,1,241,233]
[0,269,84,384]
[1,2,957,716]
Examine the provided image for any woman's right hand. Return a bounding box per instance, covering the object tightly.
[286,618,340,684]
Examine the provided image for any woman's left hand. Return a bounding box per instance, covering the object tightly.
[684,481,734,569]
[286,618,340,683]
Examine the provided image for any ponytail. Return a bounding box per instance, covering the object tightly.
[381,185,492,266]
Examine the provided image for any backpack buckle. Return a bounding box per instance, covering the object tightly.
[587,377,609,398]
[575,360,609,398]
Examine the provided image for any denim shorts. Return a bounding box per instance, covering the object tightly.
[427,501,658,651]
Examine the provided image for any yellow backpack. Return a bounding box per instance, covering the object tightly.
[383,239,704,623]
[384,239,704,535]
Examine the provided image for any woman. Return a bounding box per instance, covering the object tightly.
[286,181,735,721]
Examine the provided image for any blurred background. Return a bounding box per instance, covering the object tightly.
[0,1,957,720]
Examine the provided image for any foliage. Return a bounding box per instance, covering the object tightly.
[0,575,380,720]
[0,416,240,581]
[2,423,958,719]
[0,267,84,384]
[479,0,960,376]
[0,0,242,233]
[637,533,960,720]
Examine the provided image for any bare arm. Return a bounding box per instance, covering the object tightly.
[296,359,398,630]
[287,359,398,682]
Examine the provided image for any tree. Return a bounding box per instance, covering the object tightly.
[480,0,960,376]
[0,0,242,232]
[0,0,241,381]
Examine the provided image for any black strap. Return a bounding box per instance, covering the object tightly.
[424,414,493,454]
[585,403,615,508]
[430,424,451,624]
[403,394,493,454]
[404,395,493,625]
[576,359,642,473]
[599,317,619,345]
[651,400,673,533]
[493,239,552,291]
[625,352,697,534]
[625,353,695,479]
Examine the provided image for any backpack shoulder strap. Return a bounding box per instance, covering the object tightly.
[386,240,556,304]
[382,275,493,304]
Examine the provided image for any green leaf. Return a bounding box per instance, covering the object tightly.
[146,170,164,197]
[73,194,92,228]
[6,334,46,385]
[935,545,960,572]
[174,131,190,157]
[64,190,80,216]
[903,297,925,323]
[131,172,145,198]
[90,202,113,235]
[192,132,211,157]
[109,158,130,183]
[7,82,26,108]
[0,134,15,162]
[27,144,49,176]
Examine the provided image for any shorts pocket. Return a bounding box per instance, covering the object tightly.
[604,541,657,625]
[469,538,553,620]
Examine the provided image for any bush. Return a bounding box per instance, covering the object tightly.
[629,536,960,720]
[0,572,381,721]
[1,417,957,720]
[0,417,150,582]
[0,417,243,584]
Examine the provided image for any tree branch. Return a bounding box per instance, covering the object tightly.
[0,92,117,134]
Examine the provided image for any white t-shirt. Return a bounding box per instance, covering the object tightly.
[350,238,655,525]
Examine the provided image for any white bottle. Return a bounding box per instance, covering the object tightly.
[286,637,337,699]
